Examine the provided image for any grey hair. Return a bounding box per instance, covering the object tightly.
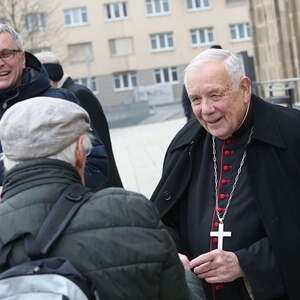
[35,51,60,64]
[184,49,245,91]
[0,23,24,51]
[3,133,92,171]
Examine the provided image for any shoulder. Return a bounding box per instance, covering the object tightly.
[259,97,300,129]
[42,87,79,104]
[87,188,160,227]
[167,118,202,153]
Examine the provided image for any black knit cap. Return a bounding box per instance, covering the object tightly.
[43,63,64,82]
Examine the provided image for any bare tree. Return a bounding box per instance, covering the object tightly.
[0,0,64,53]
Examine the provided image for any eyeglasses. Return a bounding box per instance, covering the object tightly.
[0,49,22,60]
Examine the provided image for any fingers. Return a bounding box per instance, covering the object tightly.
[190,251,216,269]
[178,253,191,271]
[191,250,244,283]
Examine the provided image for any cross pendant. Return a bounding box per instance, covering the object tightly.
[210,223,232,250]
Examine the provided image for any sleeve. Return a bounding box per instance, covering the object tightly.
[158,223,206,300]
[181,85,193,120]
[235,237,286,299]
[84,131,108,190]
[52,88,110,190]
[0,160,4,185]
[75,88,123,188]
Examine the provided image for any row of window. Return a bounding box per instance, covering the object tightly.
[114,66,179,91]
[68,0,243,23]
[22,0,245,31]
[68,23,250,63]
[66,0,210,25]
[74,66,179,92]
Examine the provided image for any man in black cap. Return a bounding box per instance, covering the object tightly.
[35,51,122,188]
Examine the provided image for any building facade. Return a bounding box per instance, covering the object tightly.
[249,0,300,81]
[1,0,253,108]
[248,0,300,102]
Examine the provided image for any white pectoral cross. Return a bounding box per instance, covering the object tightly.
[210,223,232,250]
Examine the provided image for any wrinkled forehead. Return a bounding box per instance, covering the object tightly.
[186,62,232,90]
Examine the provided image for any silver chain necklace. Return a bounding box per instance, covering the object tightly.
[212,127,254,224]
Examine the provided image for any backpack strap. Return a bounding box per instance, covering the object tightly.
[26,183,91,259]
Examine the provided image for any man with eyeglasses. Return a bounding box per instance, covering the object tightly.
[0,24,108,193]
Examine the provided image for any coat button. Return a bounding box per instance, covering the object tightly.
[221,179,231,184]
[213,222,219,227]
[219,193,229,199]
[163,191,172,201]
[223,165,232,171]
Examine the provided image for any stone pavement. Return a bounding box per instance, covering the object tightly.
[110,117,186,199]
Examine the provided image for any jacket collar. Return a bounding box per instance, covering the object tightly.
[0,52,51,109]
[251,94,287,149]
[169,118,204,152]
[1,158,81,200]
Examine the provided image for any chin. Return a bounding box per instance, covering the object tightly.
[209,130,231,140]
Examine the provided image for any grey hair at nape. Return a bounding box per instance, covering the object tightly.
[0,23,24,51]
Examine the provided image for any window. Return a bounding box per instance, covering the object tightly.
[68,42,93,63]
[190,27,214,46]
[105,2,128,20]
[150,32,174,51]
[230,23,251,41]
[74,77,98,93]
[25,13,47,32]
[226,0,246,5]
[64,7,88,26]
[187,0,210,11]
[145,0,170,16]
[154,67,178,84]
[109,37,133,56]
[113,72,137,90]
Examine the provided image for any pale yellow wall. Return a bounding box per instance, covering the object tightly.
[46,0,253,78]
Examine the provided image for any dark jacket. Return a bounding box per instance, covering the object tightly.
[0,158,205,300]
[61,76,122,188]
[151,94,300,300]
[0,52,108,189]
[181,85,193,121]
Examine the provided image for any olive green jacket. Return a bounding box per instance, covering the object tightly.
[0,159,205,300]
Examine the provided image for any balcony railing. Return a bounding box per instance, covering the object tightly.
[252,77,300,108]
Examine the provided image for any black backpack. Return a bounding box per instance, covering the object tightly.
[0,183,100,300]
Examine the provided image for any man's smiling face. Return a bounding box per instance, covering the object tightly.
[0,32,25,90]
[187,61,250,140]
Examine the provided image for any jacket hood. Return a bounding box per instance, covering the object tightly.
[0,52,51,109]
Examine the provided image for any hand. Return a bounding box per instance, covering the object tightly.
[178,253,191,271]
[190,249,244,283]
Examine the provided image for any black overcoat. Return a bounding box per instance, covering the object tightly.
[151,94,300,300]
[62,77,123,188]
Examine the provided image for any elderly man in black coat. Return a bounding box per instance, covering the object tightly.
[151,48,300,300]
[35,51,122,188]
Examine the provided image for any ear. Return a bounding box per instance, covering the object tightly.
[75,136,86,184]
[75,136,85,169]
[240,76,251,104]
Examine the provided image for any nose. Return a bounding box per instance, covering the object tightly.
[201,98,215,115]
[0,57,6,66]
